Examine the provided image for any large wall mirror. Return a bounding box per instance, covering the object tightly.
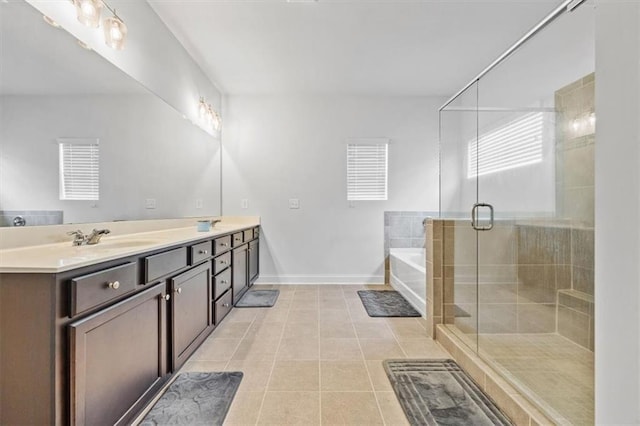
[0,1,222,227]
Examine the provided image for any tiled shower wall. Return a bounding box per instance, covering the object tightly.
[428,218,594,350]
[0,210,63,227]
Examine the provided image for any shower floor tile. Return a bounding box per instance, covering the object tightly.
[478,333,594,425]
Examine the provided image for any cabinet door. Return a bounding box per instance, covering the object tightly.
[69,283,167,426]
[170,262,213,371]
[248,240,259,286]
[232,244,248,304]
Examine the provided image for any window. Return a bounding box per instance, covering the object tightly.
[59,138,100,201]
[347,139,388,201]
[468,112,545,178]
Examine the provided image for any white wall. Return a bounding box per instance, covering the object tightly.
[0,94,221,224]
[595,1,640,424]
[223,95,442,283]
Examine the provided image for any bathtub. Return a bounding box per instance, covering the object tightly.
[389,248,426,317]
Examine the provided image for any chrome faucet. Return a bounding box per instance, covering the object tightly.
[67,230,87,246]
[67,228,111,246]
[210,219,222,228]
[86,229,111,245]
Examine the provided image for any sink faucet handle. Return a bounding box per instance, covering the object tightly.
[210,219,222,227]
[67,230,87,246]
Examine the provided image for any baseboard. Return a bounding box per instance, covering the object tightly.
[254,275,384,285]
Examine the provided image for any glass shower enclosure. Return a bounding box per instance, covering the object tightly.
[439,1,595,424]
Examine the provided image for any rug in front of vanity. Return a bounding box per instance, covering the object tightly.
[383,359,513,426]
[140,372,242,425]
[357,290,421,317]
[235,289,280,307]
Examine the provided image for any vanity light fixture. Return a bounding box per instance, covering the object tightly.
[197,98,222,133]
[72,0,103,28]
[77,39,93,51]
[69,0,128,50]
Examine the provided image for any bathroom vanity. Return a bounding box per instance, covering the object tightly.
[0,221,260,425]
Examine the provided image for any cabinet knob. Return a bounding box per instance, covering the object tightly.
[221,280,228,284]
[176,287,182,294]
[220,260,227,265]
[221,242,228,247]
[223,303,230,308]
[108,281,120,290]
[164,294,171,301]
[199,249,208,255]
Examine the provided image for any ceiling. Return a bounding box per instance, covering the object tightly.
[148,0,560,97]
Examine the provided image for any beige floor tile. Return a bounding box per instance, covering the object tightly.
[224,391,265,426]
[376,391,410,426]
[359,339,406,360]
[257,391,320,425]
[319,298,348,310]
[277,338,320,360]
[191,338,241,361]
[398,339,450,358]
[231,338,279,362]
[283,321,319,339]
[226,308,260,323]
[353,321,395,339]
[180,360,227,373]
[320,392,384,425]
[287,309,320,323]
[320,338,363,360]
[259,308,290,323]
[365,360,393,391]
[320,360,372,391]
[268,360,320,391]
[225,360,274,392]
[318,309,351,322]
[246,321,286,340]
[320,321,356,339]
[212,321,253,339]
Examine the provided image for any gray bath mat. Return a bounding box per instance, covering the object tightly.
[384,359,513,426]
[357,290,421,317]
[235,289,279,308]
[140,372,242,425]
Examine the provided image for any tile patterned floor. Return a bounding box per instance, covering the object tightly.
[182,284,450,425]
[478,333,594,426]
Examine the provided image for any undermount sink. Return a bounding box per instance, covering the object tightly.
[88,239,160,249]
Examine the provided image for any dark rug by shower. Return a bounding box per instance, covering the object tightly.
[140,372,242,425]
[384,359,513,426]
[235,289,279,307]
[357,290,421,317]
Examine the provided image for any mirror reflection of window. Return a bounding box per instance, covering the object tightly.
[58,138,100,201]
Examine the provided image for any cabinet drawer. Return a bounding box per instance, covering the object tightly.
[213,268,232,300]
[232,232,244,247]
[214,290,232,325]
[213,235,231,255]
[253,227,260,239]
[190,241,212,265]
[144,247,187,283]
[213,252,231,275]
[70,262,138,317]
[243,229,253,242]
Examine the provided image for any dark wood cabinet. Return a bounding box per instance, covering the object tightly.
[249,239,259,286]
[232,244,248,304]
[170,262,213,371]
[69,283,168,426]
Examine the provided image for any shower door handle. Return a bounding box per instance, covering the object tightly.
[471,203,494,231]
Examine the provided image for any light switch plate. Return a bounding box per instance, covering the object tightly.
[241,199,249,209]
[289,198,300,209]
[145,198,156,209]
[195,198,203,209]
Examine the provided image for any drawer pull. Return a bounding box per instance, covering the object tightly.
[221,280,228,284]
[219,260,227,266]
[223,303,230,308]
[176,287,182,294]
[164,294,171,301]
[235,238,241,242]
[199,249,208,255]
[108,281,120,290]
[220,243,228,247]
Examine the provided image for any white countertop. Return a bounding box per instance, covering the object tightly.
[0,221,259,274]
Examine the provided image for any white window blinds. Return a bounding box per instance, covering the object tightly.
[468,112,544,178]
[59,138,100,201]
[347,140,388,201]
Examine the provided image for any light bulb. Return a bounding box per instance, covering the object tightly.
[571,119,579,132]
[103,14,127,50]
[73,0,102,28]
[199,99,208,118]
[589,112,596,126]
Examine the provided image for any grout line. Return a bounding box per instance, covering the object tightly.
[346,286,387,426]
